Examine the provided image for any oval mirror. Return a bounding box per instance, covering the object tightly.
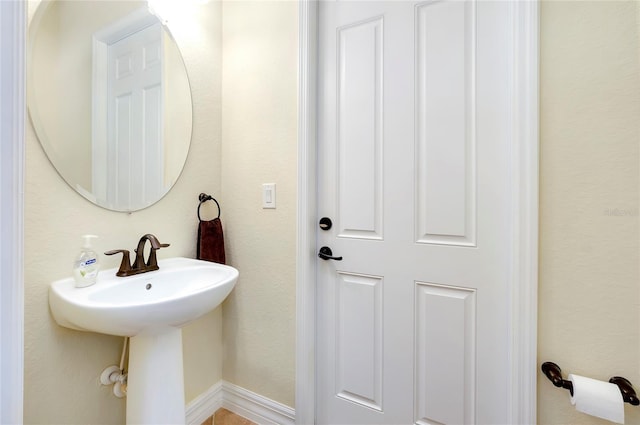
[28,0,193,212]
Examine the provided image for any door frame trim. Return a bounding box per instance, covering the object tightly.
[295,0,539,423]
[0,1,26,423]
[508,1,540,422]
[295,1,318,424]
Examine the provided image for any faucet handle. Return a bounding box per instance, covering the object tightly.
[143,234,170,250]
[105,249,132,277]
[141,235,169,268]
[145,244,167,269]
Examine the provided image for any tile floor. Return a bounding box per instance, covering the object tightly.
[201,408,256,425]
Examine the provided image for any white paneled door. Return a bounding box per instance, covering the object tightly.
[317,1,514,423]
[106,23,164,211]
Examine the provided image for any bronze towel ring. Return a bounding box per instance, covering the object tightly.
[198,193,221,221]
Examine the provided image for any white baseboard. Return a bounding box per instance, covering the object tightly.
[186,381,224,425]
[186,381,295,425]
[221,381,295,425]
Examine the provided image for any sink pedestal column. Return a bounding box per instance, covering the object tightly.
[127,329,185,425]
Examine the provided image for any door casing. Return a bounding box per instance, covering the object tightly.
[0,1,25,424]
[295,0,540,423]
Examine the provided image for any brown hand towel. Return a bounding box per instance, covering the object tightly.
[197,218,226,264]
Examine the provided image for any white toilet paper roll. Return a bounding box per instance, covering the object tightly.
[569,374,625,424]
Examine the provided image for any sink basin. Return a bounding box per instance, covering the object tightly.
[48,257,238,425]
[49,257,238,336]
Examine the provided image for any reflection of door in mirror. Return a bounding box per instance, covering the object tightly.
[92,9,164,211]
[28,1,193,212]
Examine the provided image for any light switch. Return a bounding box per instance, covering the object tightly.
[262,183,276,209]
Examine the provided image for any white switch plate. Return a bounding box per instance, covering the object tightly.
[262,183,276,209]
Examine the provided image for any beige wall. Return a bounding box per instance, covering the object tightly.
[163,31,192,190]
[538,1,640,424]
[220,0,298,408]
[24,0,222,423]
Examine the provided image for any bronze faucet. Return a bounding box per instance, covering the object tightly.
[105,234,170,277]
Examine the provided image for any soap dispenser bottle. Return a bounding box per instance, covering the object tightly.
[73,235,99,288]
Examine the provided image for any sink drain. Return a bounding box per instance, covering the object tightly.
[145,283,152,290]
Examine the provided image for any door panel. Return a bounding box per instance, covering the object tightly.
[317,1,512,424]
[415,0,476,246]
[335,272,383,411]
[415,282,476,425]
[336,16,384,240]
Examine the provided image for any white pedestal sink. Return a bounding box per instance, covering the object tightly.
[49,257,239,425]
